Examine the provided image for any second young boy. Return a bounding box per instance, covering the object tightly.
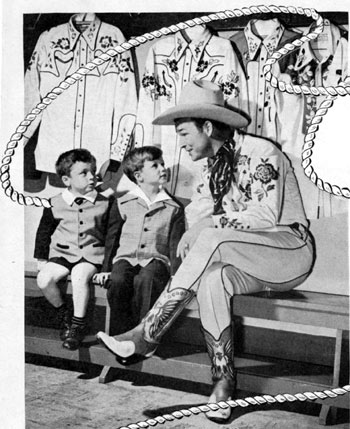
[94,146,185,335]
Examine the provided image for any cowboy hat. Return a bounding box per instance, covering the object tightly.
[152,79,250,128]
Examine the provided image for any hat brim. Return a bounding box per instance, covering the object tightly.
[152,103,250,128]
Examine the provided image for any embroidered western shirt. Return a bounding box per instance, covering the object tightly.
[24,13,137,172]
[230,19,304,153]
[134,27,249,199]
[186,132,308,231]
[282,20,349,218]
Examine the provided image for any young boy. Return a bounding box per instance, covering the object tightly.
[94,146,185,335]
[34,149,114,350]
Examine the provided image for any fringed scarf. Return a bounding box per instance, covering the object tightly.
[209,139,236,215]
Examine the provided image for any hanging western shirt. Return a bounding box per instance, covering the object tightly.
[282,20,349,218]
[134,27,249,200]
[230,19,304,152]
[34,188,114,264]
[185,132,308,233]
[24,13,138,173]
[287,19,348,135]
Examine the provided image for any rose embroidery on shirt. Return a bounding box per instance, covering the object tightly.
[167,59,178,73]
[219,71,240,98]
[100,36,114,49]
[253,158,279,201]
[142,72,172,101]
[196,60,209,72]
[51,38,70,50]
[110,56,134,82]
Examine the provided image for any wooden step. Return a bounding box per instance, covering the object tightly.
[24,325,349,410]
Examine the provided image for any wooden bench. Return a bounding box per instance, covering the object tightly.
[25,262,349,426]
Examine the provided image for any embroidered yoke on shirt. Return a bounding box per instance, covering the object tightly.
[24,13,137,172]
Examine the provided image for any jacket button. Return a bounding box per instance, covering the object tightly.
[140,244,145,249]
[79,233,83,237]
[80,221,83,225]
[79,245,83,249]
[144,227,148,232]
[79,209,83,213]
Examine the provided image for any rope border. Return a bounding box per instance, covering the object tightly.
[302,96,350,199]
[3,5,342,207]
[117,385,350,429]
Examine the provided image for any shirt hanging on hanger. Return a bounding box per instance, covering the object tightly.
[230,19,304,153]
[134,27,249,200]
[25,13,138,173]
[283,19,349,218]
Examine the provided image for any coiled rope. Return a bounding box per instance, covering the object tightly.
[118,385,350,429]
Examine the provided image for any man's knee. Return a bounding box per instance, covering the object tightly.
[195,227,222,249]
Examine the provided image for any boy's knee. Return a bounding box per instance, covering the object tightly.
[37,268,55,290]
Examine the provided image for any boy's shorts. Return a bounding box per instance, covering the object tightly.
[49,257,102,272]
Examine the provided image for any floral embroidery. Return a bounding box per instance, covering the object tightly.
[167,59,178,73]
[218,71,240,98]
[109,56,134,82]
[100,36,113,49]
[253,158,279,201]
[237,155,250,168]
[239,182,252,201]
[142,72,172,101]
[51,38,70,50]
[247,38,259,58]
[218,215,241,229]
[176,38,183,54]
[194,40,205,58]
[196,60,209,73]
[27,51,37,71]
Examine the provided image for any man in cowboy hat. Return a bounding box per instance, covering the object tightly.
[97,80,315,423]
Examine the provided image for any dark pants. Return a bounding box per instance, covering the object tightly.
[107,259,170,336]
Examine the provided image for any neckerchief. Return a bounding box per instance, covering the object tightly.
[209,139,236,215]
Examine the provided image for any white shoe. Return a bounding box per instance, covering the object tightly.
[96,331,156,360]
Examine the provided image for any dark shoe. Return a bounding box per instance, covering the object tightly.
[57,308,71,341]
[206,376,236,423]
[96,325,157,364]
[62,324,86,350]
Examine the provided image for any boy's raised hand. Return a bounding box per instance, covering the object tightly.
[93,272,111,289]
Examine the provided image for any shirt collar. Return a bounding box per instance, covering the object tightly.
[175,27,212,63]
[68,13,101,51]
[62,188,98,206]
[130,186,171,208]
[293,20,341,70]
[244,19,284,59]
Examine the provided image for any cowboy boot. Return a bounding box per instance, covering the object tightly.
[97,284,194,363]
[202,325,237,423]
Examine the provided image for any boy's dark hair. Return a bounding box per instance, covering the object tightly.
[55,149,97,178]
[122,146,163,183]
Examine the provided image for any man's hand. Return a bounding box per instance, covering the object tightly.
[93,272,111,288]
[177,217,214,260]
